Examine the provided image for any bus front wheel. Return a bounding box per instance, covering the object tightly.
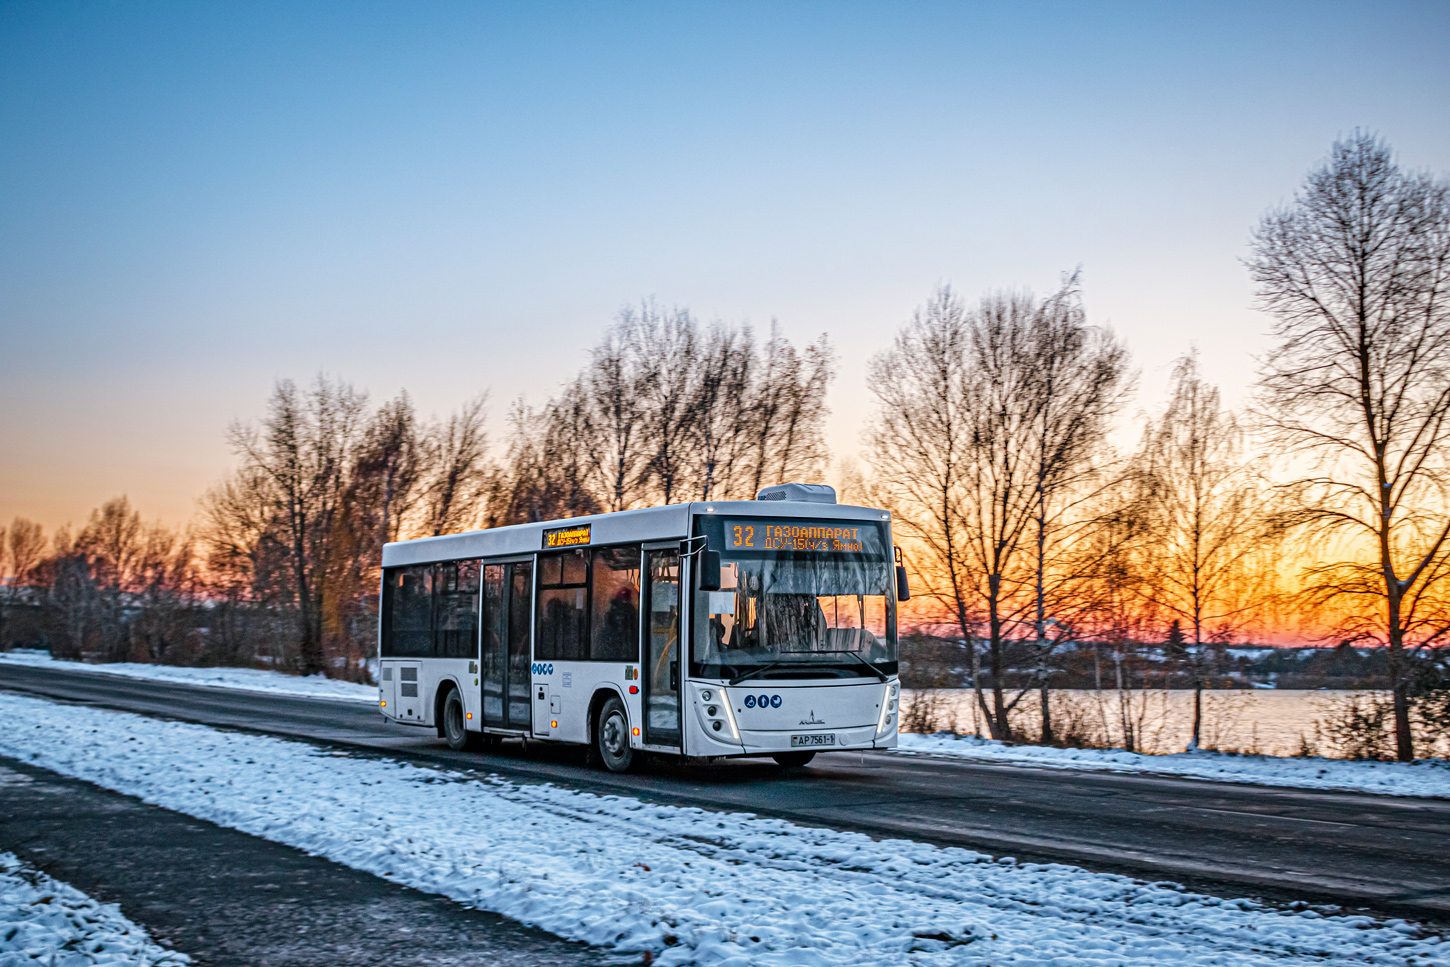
[772,751,815,768]
[595,697,635,773]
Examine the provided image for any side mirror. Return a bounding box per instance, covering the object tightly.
[895,565,911,602]
[699,550,722,591]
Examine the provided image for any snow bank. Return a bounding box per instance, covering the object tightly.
[895,732,1450,799]
[0,851,187,966]
[0,693,1440,966]
[0,650,376,703]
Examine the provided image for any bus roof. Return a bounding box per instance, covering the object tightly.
[380,500,888,568]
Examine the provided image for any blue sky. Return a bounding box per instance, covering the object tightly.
[2,1,1448,529]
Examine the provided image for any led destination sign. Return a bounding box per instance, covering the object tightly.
[725,519,881,554]
[542,523,591,548]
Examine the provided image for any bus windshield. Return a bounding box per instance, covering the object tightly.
[692,530,897,678]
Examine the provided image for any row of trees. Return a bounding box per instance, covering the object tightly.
[492,303,833,522]
[871,132,1450,759]
[0,311,834,679]
[866,278,1275,749]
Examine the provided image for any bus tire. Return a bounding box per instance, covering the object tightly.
[595,696,635,773]
[441,686,477,752]
[771,751,815,768]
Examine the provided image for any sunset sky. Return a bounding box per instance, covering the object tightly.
[2,1,1448,533]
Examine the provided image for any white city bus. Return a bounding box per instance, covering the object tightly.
[376,482,907,772]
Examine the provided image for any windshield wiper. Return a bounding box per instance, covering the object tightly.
[729,661,785,686]
[846,651,888,682]
[729,653,887,686]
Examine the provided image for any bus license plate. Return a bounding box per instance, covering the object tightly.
[791,733,835,748]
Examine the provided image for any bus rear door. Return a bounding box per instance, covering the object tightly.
[480,560,533,732]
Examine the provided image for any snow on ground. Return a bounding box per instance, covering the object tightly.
[0,650,377,703]
[0,851,187,966]
[0,693,1441,967]
[895,732,1450,799]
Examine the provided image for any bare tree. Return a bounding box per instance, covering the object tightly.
[353,392,423,545]
[419,393,492,537]
[1021,276,1133,743]
[574,324,651,512]
[207,376,370,675]
[745,325,834,495]
[625,302,700,504]
[563,304,834,508]
[867,286,978,713]
[28,498,199,663]
[690,323,754,500]
[7,519,47,584]
[1136,352,1279,748]
[869,278,1129,740]
[487,397,601,526]
[1250,132,1450,760]
[0,519,47,648]
[69,496,146,661]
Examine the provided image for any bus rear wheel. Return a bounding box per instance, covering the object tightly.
[595,697,635,773]
[772,751,815,768]
[442,687,478,751]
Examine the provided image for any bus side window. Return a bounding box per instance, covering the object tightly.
[537,549,588,661]
[383,565,434,657]
[434,559,481,659]
[590,546,640,662]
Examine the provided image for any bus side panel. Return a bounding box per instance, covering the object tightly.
[533,662,632,746]
[420,660,477,729]
[383,659,424,723]
[378,662,396,718]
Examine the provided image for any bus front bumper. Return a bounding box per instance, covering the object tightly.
[737,726,893,753]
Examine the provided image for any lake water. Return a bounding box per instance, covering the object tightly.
[899,688,1393,757]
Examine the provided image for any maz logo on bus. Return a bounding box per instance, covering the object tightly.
[531,663,555,676]
[743,694,782,709]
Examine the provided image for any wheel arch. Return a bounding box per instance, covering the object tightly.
[433,677,463,737]
[586,686,629,746]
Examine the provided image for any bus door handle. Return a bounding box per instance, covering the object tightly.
[669,664,678,692]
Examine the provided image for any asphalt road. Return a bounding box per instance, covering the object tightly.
[0,755,606,967]
[3,662,1447,923]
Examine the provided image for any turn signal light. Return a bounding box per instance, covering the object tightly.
[633,727,640,736]
[551,720,558,728]
[466,712,473,720]
[380,700,386,707]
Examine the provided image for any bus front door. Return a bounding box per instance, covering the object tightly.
[644,549,681,747]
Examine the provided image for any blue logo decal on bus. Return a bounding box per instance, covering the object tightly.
[743,693,782,709]
[531,663,555,676]
[770,694,782,708]
[744,695,755,708]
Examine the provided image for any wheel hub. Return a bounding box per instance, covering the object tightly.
[602,713,626,755]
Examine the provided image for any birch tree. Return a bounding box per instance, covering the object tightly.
[1250,132,1450,760]
[1137,352,1277,749]
[868,278,1129,740]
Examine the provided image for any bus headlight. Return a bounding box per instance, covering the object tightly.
[697,685,739,740]
[876,682,899,736]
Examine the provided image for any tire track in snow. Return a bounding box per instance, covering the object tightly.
[473,778,1425,962]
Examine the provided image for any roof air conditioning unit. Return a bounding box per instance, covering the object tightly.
[755,483,836,504]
